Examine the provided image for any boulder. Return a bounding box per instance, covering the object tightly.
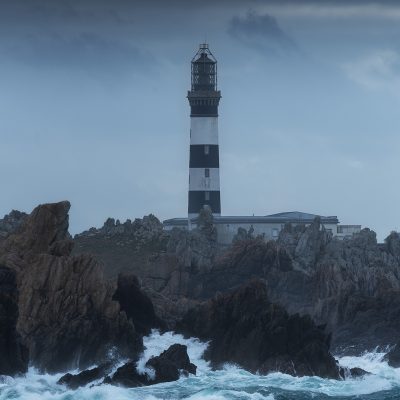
[106,344,196,388]
[145,343,196,383]
[177,280,340,378]
[0,265,28,376]
[104,361,148,387]
[385,344,400,367]
[58,362,113,389]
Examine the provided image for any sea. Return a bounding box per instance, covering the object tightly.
[1,330,399,400]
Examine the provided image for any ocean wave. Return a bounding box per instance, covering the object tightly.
[0,331,400,399]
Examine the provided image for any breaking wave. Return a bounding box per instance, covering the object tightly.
[0,330,399,399]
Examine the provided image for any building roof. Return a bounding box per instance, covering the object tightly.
[163,211,339,226]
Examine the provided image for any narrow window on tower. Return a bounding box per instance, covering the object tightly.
[204,145,209,155]
[205,168,210,178]
[205,191,210,201]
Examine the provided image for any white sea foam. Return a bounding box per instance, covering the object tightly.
[136,329,210,377]
[0,332,400,399]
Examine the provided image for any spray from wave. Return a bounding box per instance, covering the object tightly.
[0,330,399,400]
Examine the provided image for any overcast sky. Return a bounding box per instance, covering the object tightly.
[1,0,400,240]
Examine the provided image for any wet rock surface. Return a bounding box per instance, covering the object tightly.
[105,344,196,388]
[0,265,28,376]
[73,209,400,353]
[145,343,197,382]
[113,273,165,335]
[385,344,400,367]
[177,280,340,378]
[58,362,113,389]
[0,202,144,373]
[4,199,399,378]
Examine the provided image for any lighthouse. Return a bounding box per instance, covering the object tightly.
[187,43,222,221]
[164,45,362,242]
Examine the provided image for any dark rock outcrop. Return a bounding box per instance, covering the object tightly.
[385,344,400,367]
[58,362,113,389]
[73,207,400,354]
[76,214,165,243]
[146,343,196,383]
[0,265,28,376]
[0,210,28,240]
[106,344,196,388]
[103,361,148,387]
[177,280,340,378]
[0,201,142,372]
[183,220,400,353]
[113,273,165,335]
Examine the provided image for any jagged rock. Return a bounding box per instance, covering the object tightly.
[189,221,400,352]
[385,232,400,261]
[105,344,196,388]
[185,238,295,301]
[0,201,143,372]
[58,362,113,389]
[0,265,28,376]
[177,280,340,378]
[74,207,400,353]
[113,273,165,335]
[338,366,369,379]
[0,210,28,239]
[278,217,331,274]
[104,361,148,387]
[145,343,196,382]
[76,214,165,245]
[385,344,400,367]
[349,367,370,377]
[167,206,218,274]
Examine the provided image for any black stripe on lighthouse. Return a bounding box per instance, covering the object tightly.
[189,145,219,168]
[188,191,221,214]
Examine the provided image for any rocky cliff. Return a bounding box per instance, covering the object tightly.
[74,210,400,353]
[181,219,400,352]
[177,279,340,378]
[0,202,145,372]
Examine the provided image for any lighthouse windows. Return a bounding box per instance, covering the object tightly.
[205,168,210,178]
[205,191,210,201]
[204,145,209,155]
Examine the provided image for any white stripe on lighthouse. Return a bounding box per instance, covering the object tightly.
[189,168,220,191]
[190,117,219,145]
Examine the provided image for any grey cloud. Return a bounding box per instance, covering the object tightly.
[228,11,297,55]
[1,32,156,75]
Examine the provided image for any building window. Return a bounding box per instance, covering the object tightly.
[205,168,210,178]
[204,145,209,155]
[205,191,210,201]
[272,228,279,238]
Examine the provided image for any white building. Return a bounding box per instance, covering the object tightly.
[163,211,361,245]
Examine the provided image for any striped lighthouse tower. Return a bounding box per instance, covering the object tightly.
[187,44,222,222]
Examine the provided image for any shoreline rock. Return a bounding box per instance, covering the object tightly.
[177,279,340,379]
[0,202,148,372]
[0,265,28,376]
